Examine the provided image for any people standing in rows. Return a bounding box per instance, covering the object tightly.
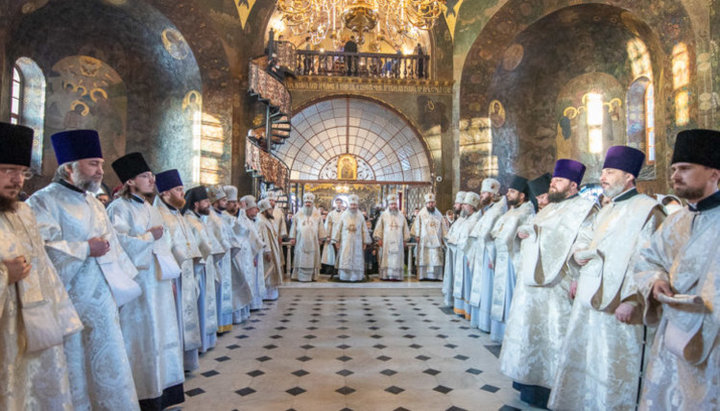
[289,193,326,282]
[634,129,720,409]
[373,194,410,281]
[500,159,597,408]
[411,193,448,281]
[154,169,203,373]
[488,175,534,342]
[107,153,185,410]
[28,129,140,410]
[0,123,82,410]
[467,178,505,331]
[550,146,666,410]
[332,194,370,282]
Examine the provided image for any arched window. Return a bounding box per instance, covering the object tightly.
[11,58,46,172]
[672,43,690,126]
[626,76,654,165]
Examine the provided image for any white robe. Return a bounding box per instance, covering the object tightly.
[289,210,326,282]
[184,212,218,352]
[28,181,140,410]
[0,203,83,411]
[373,210,410,280]
[332,210,371,282]
[206,209,233,332]
[499,195,597,389]
[107,196,184,401]
[154,198,202,367]
[442,215,466,306]
[222,211,255,321]
[468,197,507,331]
[634,199,720,410]
[322,209,343,266]
[550,191,665,410]
[410,207,447,280]
[453,211,482,317]
[489,201,535,341]
[239,210,266,309]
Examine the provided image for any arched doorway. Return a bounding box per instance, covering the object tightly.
[274,97,433,213]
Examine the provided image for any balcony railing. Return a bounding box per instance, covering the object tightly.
[294,50,430,79]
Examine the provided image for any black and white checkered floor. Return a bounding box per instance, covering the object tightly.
[181,285,538,410]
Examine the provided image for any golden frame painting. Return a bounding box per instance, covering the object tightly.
[337,154,357,180]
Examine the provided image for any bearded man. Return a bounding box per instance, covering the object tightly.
[411,193,448,280]
[256,199,283,299]
[488,175,535,342]
[332,194,371,282]
[452,192,483,318]
[154,169,203,372]
[549,146,666,410]
[374,194,410,280]
[634,129,720,409]
[0,123,82,410]
[204,186,233,333]
[221,185,254,324]
[289,193,326,282]
[28,129,140,409]
[182,186,218,352]
[107,153,184,410]
[499,159,597,408]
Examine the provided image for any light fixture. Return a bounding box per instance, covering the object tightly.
[276,0,445,48]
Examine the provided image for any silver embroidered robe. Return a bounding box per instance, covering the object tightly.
[468,197,508,331]
[634,203,720,410]
[257,213,283,295]
[453,211,482,317]
[222,211,255,320]
[206,209,233,331]
[373,210,410,280]
[107,196,184,401]
[289,210,326,282]
[499,195,597,389]
[550,192,664,410]
[410,207,447,280]
[154,198,202,363]
[240,210,266,309]
[489,201,535,341]
[0,203,83,411]
[332,210,371,282]
[442,215,466,306]
[28,182,140,410]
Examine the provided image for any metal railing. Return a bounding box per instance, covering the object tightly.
[295,50,430,79]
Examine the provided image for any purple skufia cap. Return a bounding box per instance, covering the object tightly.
[603,146,645,177]
[156,169,183,193]
[553,159,586,185]
[51,129,103,164]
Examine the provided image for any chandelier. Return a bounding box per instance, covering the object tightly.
[276,0,445,48]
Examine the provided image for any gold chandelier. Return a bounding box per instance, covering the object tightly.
[276,0,445,48]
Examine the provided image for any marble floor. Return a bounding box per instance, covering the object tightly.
[181,283,539,411]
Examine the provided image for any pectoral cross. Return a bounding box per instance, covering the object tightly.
[390,219,400,231]
[429,221,437,228]
[347,223,357,233]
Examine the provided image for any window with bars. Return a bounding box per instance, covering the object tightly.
[11,66,23,125]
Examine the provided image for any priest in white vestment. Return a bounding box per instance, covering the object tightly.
[28,129,140,410]
[489,175,535,342]
[322,197,344,274]
[206,186,233,334]
[289,193,326,282]
[550,146,666,410]
[0,123,82,411]
[154,169,203,372]
[442,191,466,306]
[528,173,551,212]
[108,153,185,409]
[468,178,506,330]
[240,195,266,309]
[452,191,483,318]
[411,193,448,280]
[257,199,283,299]
[633,129,720,410]
[183,186,218,353]
[266,191,287,273]
[332,194,371,282]
[374,194,410,280]
[499,159,597,409]
[222,185,254,324]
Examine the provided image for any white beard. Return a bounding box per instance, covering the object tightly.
[303,205,313,216]
[349,208,358,215]
[460,209,469,218]
[389,209,399,216]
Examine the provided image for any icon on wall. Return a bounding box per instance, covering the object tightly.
[489,100,506,128]
[337,154,357,180]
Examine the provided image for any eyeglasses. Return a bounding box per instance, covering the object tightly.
[0,168,33,179]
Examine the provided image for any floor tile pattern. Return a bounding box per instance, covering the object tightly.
[181,287,539,411]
